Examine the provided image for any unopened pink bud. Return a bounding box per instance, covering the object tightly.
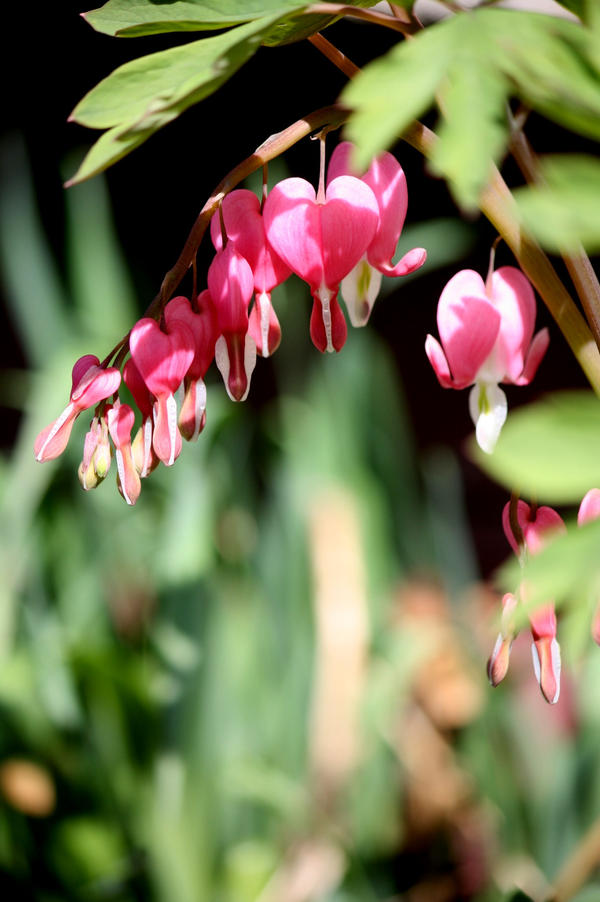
[78,417,111,491]
[487,593,518,687]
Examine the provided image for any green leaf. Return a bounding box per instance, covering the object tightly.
[83,0,381,43]
[497,517,600,618]
[494,11,600,142]
[261,0,381,46]
[552,0,584,17]
[83,0,310,37]
[429,28,509,208]
[343,8,600,190]
[67,15,285,184]
[473,391,600,505]
[342,15,459,169]
[514,155,600,253]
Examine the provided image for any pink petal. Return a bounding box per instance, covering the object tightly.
[34,405,77,462]
[248,291,281,357]
[132,419,158,478]
[513,328,549,386]
[214,333,257,402]
[263,178,324,289]
[129,318,195,397]
[71,363,121,410]
[523,505,566,554]
[115,444,141,506]
[502,500,565,555]
[424,335,455,388]
[321,176,379,288]
[377,246,427,278]
[124,358,154,418]
[436,282,500,388]
[529,602,557,641]
[491,266,536,382]
[362,154,409,270]
[326,141,357,184]
[178,377,207,442]
[531,635,561,704]
[207,245,254,334]
[71,355,101,393]
[210,189,290,292]
[578,488,600,526]
[309,291,347,353]
[502,499,530,554]
[107,400,135,449]
[152,392,181,466]
[164,293,218,380]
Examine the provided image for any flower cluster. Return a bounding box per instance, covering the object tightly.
[488,490,600,704]
[34,143,426,503]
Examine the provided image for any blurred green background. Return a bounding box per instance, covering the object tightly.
[1,133,600,902]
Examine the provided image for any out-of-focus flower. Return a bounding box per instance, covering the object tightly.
[488,500,565,704]
[425,266,549,453]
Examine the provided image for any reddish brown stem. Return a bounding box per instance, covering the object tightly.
[146,104,349,321]
[509,114,600,352]
[305,3,418,35]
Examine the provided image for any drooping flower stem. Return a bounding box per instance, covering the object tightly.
[309,33,600,397]
[149,104,349,320]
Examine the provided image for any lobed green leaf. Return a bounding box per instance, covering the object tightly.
[429,35,509,209]
[498,517,600,618]
[514,155,600,253]
[83,0,381,43]
[343,8,600,202]
[261,0,381,46]
[472,391,600,505]
[83,0,310,37]
[342,15,459,169]
[67,15,286,184]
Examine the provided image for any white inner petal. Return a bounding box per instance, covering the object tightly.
[469,382,507,454]
[317,283,334,353]
[340,256,382,328]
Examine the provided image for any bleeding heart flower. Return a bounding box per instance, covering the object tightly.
[211,189,290,357]
[34,355,121,462]
[129,317,195,466]
[107,399,141,505]
[327,142,426,326]
[488,500,565,704]
[207,243,256,402]
[123,358,158,477]
[263,174,379,353]
[164,292,219,439]
[425,266,549,453]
